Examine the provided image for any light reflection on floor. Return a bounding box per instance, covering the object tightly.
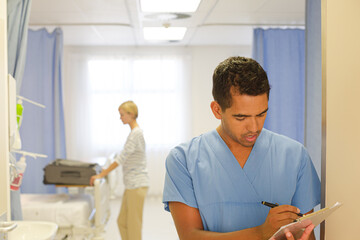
[105,196,178,240]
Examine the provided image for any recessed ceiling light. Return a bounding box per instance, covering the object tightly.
[140,0,201,13]
[143,27,187,41]
[144,13,191,21]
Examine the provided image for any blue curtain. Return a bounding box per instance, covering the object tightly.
[305,0,322,238]
[252,28,305,143]
[7,0,32,93]
[19,28,67,194]
[7,0,32,221]
[305,0,321,177]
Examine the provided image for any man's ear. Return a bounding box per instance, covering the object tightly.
[211,101,222,120]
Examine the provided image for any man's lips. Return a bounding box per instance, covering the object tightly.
[245,134,257,142]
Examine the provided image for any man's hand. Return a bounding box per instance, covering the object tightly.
[259,205,301,239]
[269,224,315,240]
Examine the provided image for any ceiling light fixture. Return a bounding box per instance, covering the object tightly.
[143,27,187,41]
[144,13,191,21]
[140,0,201,13]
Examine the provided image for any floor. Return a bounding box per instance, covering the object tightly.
[104,196,179,240]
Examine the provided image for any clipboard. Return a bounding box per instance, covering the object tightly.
[270,202,342,240]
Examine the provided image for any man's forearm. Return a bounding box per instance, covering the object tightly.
[176,225,264,240]
[176,225,316,240]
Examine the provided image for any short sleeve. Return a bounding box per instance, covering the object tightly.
[291,148,321,213]
[162,147,198,212]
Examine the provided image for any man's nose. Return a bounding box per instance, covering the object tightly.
[247,117,259,132]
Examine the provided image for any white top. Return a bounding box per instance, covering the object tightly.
[115,127,149,189]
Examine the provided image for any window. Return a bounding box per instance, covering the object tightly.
[87,55,190,155]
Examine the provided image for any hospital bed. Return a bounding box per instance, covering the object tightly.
[21,179,110,240]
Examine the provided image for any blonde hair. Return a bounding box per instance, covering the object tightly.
[119,101,138,119]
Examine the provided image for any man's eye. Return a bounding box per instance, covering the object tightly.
[236,117,245,121]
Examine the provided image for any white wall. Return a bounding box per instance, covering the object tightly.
[189,46,252,137]
[0,0,10,221]
[322,0,360,239]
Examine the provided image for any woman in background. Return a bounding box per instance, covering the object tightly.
[90,100,149,240]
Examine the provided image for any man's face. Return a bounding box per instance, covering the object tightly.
[219,92,268,148]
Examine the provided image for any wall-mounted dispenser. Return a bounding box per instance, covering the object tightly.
[8,74,21,150]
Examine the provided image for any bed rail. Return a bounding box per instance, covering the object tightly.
[92,178,110,240]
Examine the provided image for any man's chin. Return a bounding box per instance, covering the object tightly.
[239,141,255,148]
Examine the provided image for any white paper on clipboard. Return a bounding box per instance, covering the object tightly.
[270,202,342,240]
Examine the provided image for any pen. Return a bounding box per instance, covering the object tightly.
[261,201,303,217]
[261,201,279,208]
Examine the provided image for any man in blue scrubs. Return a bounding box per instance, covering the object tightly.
[163,56,321,240]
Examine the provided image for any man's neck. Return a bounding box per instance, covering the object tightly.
[216,126,253,168]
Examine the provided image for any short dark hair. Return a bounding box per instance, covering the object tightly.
[212,56,270,110]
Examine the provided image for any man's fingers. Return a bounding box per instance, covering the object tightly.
[304,224,315,234]
[267,205,301,226]
[298,224,315,240]
[270,205,300,214]
[285,231,295,240]
[274,212,300,222]
[284,224,315,240]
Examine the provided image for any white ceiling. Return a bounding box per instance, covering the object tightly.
[28,0,305,46]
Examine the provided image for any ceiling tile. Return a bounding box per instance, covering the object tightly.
[189,26,253,46]
[29,0,306,46]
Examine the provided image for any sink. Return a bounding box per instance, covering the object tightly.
[8,221,58,240]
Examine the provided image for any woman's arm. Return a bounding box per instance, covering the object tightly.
[89,161,119,185]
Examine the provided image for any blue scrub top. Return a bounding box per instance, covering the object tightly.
[163,128,321,233]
